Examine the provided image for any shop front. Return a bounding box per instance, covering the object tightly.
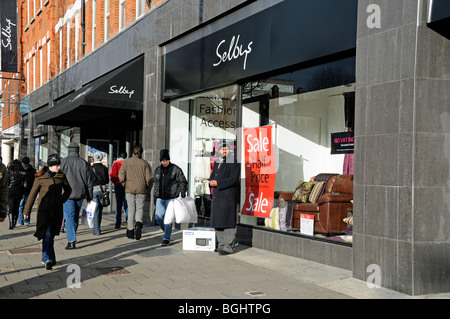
[32,55,144,168]
[162,0,358,269]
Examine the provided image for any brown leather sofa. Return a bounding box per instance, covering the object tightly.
[279,174,353,235]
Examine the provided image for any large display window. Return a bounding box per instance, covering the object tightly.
[240,57,355,244]
[168,57,355,244]
[169,85,239,218]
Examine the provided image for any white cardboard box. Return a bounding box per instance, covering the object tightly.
[182,227,216,251]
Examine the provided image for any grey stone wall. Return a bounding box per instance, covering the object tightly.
[354,0,450,295]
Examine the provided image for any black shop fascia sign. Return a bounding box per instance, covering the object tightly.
[161,0,357,102]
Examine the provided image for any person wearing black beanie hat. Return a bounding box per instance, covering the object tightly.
[23,153,71,270]
[47,154,61,167]
[153,149,188,246]
[160,149,170,161]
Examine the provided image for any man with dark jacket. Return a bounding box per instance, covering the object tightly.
[18,157,36,226]
[153,149,188,246]
[0,157,8,223]
[109,152,128,229]
[119,145,153,240]
[91,152,109,235]
[209,142,240,255]
[8,159,26,229]
[60,142,93,249]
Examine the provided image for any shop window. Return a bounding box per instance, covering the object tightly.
[168,57,355,244]
[240,56,355,244]
[35,135,48,170]
[60,127,81,158]
[169,85,239,219]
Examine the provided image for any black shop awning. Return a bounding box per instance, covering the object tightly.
[35,55,144,126]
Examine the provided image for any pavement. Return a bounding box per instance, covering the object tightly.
[1,208,449,305]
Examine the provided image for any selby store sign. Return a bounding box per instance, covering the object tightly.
[162,0,357,101]
[1,0,18,72]
[213,34,253,71]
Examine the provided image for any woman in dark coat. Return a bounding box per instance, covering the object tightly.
[209,142,240,255]
[23,154,72,270]
[7,159,26,229]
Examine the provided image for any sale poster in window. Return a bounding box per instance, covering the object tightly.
[241,125,276,218]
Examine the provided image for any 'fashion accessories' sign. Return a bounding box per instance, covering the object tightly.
[1,0,18,73]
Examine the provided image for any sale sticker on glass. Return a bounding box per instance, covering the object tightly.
[241,125,276,218]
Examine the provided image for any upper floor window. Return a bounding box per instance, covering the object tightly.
[119,0,126,30]
[104,0,110,41]
[137,0,146,18]
[92,0,97,50]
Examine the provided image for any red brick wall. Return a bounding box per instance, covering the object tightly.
[2,0,168,130]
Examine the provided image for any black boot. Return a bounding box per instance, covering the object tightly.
[8,214,14,229]
[135,222,143,240]
[126,229,134,239]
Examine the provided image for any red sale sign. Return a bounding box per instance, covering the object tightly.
[241,125,276,218]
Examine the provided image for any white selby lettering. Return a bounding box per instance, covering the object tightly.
[108,85,135,98]
[213,35,253,70]
[1,18,16,50]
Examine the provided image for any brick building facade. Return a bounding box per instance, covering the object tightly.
[1,0,166,162]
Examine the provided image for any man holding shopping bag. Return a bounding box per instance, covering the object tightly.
[153,149,188,246]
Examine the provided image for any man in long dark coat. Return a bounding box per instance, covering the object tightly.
[209,142,240,255]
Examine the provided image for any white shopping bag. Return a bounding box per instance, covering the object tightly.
[163,199,176,224]
[174,197,198,224]
[81,200,97,228]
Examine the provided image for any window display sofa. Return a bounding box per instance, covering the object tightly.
[279,173,353,235]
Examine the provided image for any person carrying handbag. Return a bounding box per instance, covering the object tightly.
[91,152,109,235]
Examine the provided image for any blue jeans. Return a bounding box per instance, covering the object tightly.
[114,183,128,228]
[63,199,83,243]
[18,194,30,225]
[92,191,103,235]
[42,226,56,263]
[155,198,172,241]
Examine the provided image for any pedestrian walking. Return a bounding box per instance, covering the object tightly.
[91,152,109,235]
[7,159,26,229]
[209,142,240,255]
[118,145,153,240]
[17,157,36,226]
[23,154,72,270]
[60,142,93,249]
[153,149,188,246]
[0,157,8,223]
[109,152,128,229]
